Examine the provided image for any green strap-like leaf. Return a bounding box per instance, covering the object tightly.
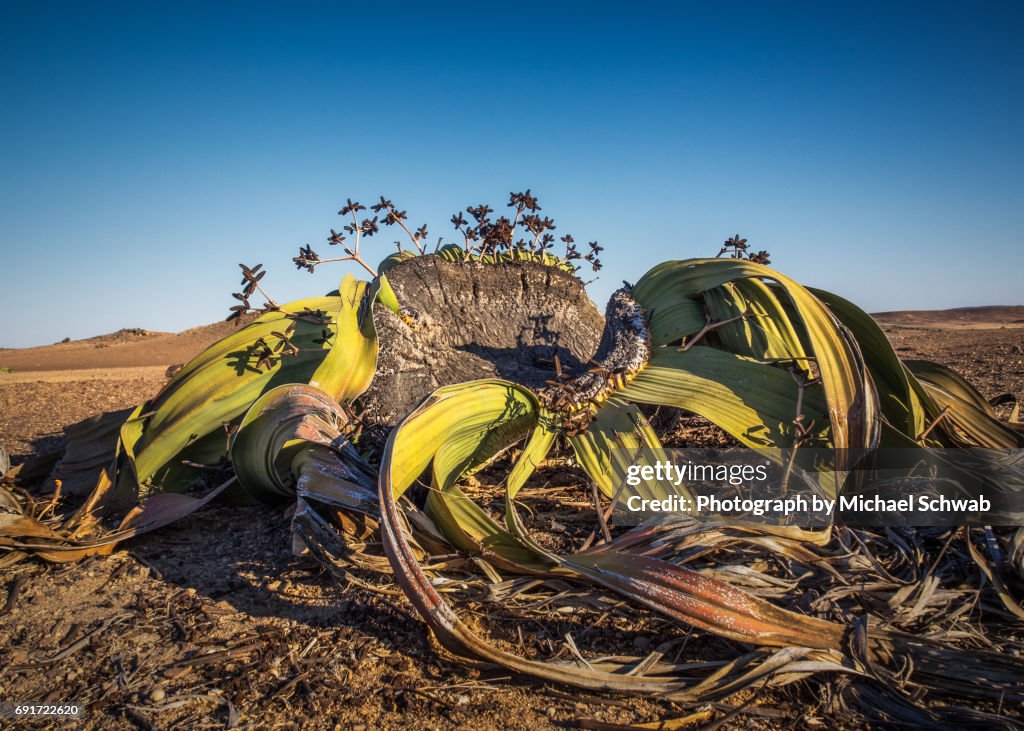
[906,362,1024,448]
[903,359,995,417]
[506,418,558,502]
[308,275,380,402]
[810,287,927,439]
[383,380,549,570]
[634,259,877,453]
[568,398,693,503]
[129,294,344,490]
[705,279,807,362]
[123,274,381,495]
[621,346,829,448]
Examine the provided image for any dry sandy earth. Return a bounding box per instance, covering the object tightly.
[0,309,1022,730]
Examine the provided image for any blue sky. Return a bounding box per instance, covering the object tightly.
[1,2,1022,347]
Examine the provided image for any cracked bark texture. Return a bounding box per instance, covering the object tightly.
[359,255,605,427]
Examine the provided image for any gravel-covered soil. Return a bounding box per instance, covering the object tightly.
[0,318,1021,730]
[880,323,1024,420]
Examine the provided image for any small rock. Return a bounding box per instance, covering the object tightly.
[150,688,165,702]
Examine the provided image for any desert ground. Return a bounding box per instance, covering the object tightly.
[0,307,1022,729]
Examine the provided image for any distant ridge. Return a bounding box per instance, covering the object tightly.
[0,315,257,372]
[872,305,1024,329]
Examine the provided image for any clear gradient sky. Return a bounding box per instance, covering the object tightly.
[1,2,1022,347]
